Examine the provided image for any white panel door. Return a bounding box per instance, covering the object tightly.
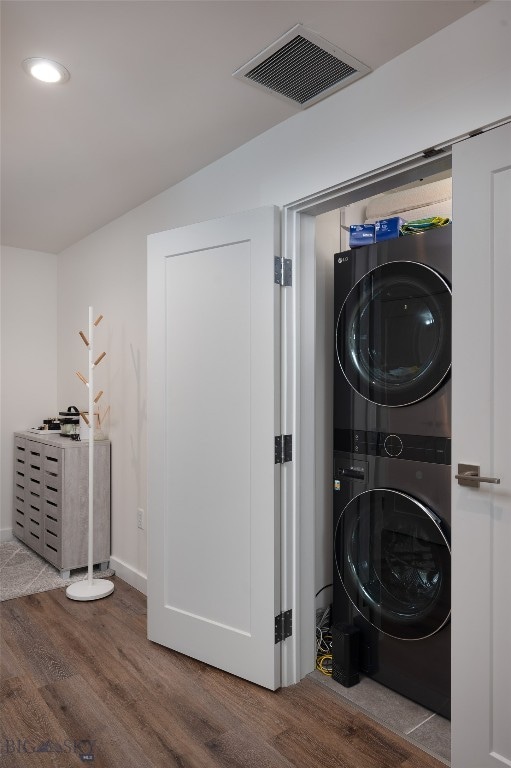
[451,123,511,767]
[147,206,282,689]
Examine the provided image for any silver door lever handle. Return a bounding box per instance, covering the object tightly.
[455,463,501,487]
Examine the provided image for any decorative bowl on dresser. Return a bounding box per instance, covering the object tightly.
[13,432,111,579]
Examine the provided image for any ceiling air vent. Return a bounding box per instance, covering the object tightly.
[233,24,370,109]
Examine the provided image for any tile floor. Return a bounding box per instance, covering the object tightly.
[310,670,451,765]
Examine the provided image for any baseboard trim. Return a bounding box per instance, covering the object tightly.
[0,528,147,595]
[109,556,147,595]
[0,532,147,595]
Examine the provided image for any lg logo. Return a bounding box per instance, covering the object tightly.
[337,256,349,264]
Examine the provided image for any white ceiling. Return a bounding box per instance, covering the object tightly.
[1,0,483,254]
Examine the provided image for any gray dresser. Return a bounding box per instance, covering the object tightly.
[13,432,111,578]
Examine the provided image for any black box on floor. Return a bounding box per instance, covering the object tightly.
[332,623,360,688]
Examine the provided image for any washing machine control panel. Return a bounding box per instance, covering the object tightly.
[383,434,403,457]
[334,458,367,481]
[334,428,451,465]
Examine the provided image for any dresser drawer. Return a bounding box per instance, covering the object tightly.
[13,508,26,541]
[14,439,27,470]
[44,511,61,538]
[27,511,43,550]
[14,435,27,451]
[27,525,43,555]
[43,468,62,492]
[43,536,61,567]
[43,444,63,473]
[13,484,26,508]
[26,441,43,465]
[43,505,62,564]
[26,503,42,526]
[14,466,27,490]
[28,462,43,483]
[43,496,61,520]
[14,437,27,475]
[14,456,27,478]
[28,476,43,501]
[44,481,62,508]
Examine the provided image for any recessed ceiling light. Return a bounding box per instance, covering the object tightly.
[22,57,70,84]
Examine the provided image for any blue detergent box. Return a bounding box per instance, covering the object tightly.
[375,217,405,242]
[349,224,375,247]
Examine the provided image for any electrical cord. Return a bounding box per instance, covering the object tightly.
[315,583,333,598]
[316,653,333,676]
[315,604,333,676]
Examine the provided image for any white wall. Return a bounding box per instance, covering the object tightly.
[57,225,148,591]
[55,2,511,587]
[0,247,58,539]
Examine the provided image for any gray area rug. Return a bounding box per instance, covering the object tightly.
[0,539,115,602]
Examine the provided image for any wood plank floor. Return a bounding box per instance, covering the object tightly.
[0,577,446,768]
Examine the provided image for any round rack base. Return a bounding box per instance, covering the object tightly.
[66,578,114,601]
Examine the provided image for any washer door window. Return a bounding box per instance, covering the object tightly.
[337,261,451,406]
[335,489,450,640]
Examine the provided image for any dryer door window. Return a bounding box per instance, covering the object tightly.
[336,261,451,406]
[335,489,451,640]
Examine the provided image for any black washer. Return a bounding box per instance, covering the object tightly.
[336,261,451,407]
[334,488,451,641]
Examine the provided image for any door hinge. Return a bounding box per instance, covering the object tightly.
[275,609,293,644]
[423,146,446,158]
[274,256,292,287]
[275,434,292,464]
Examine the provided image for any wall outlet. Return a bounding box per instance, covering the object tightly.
[137,508,144,530]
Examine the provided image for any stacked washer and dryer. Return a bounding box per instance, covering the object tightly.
[332,224,452,719]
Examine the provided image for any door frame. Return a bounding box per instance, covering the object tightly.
[280,149,453,685]
[281,118,511,687]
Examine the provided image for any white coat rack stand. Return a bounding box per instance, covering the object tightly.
[66,307,114,601]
